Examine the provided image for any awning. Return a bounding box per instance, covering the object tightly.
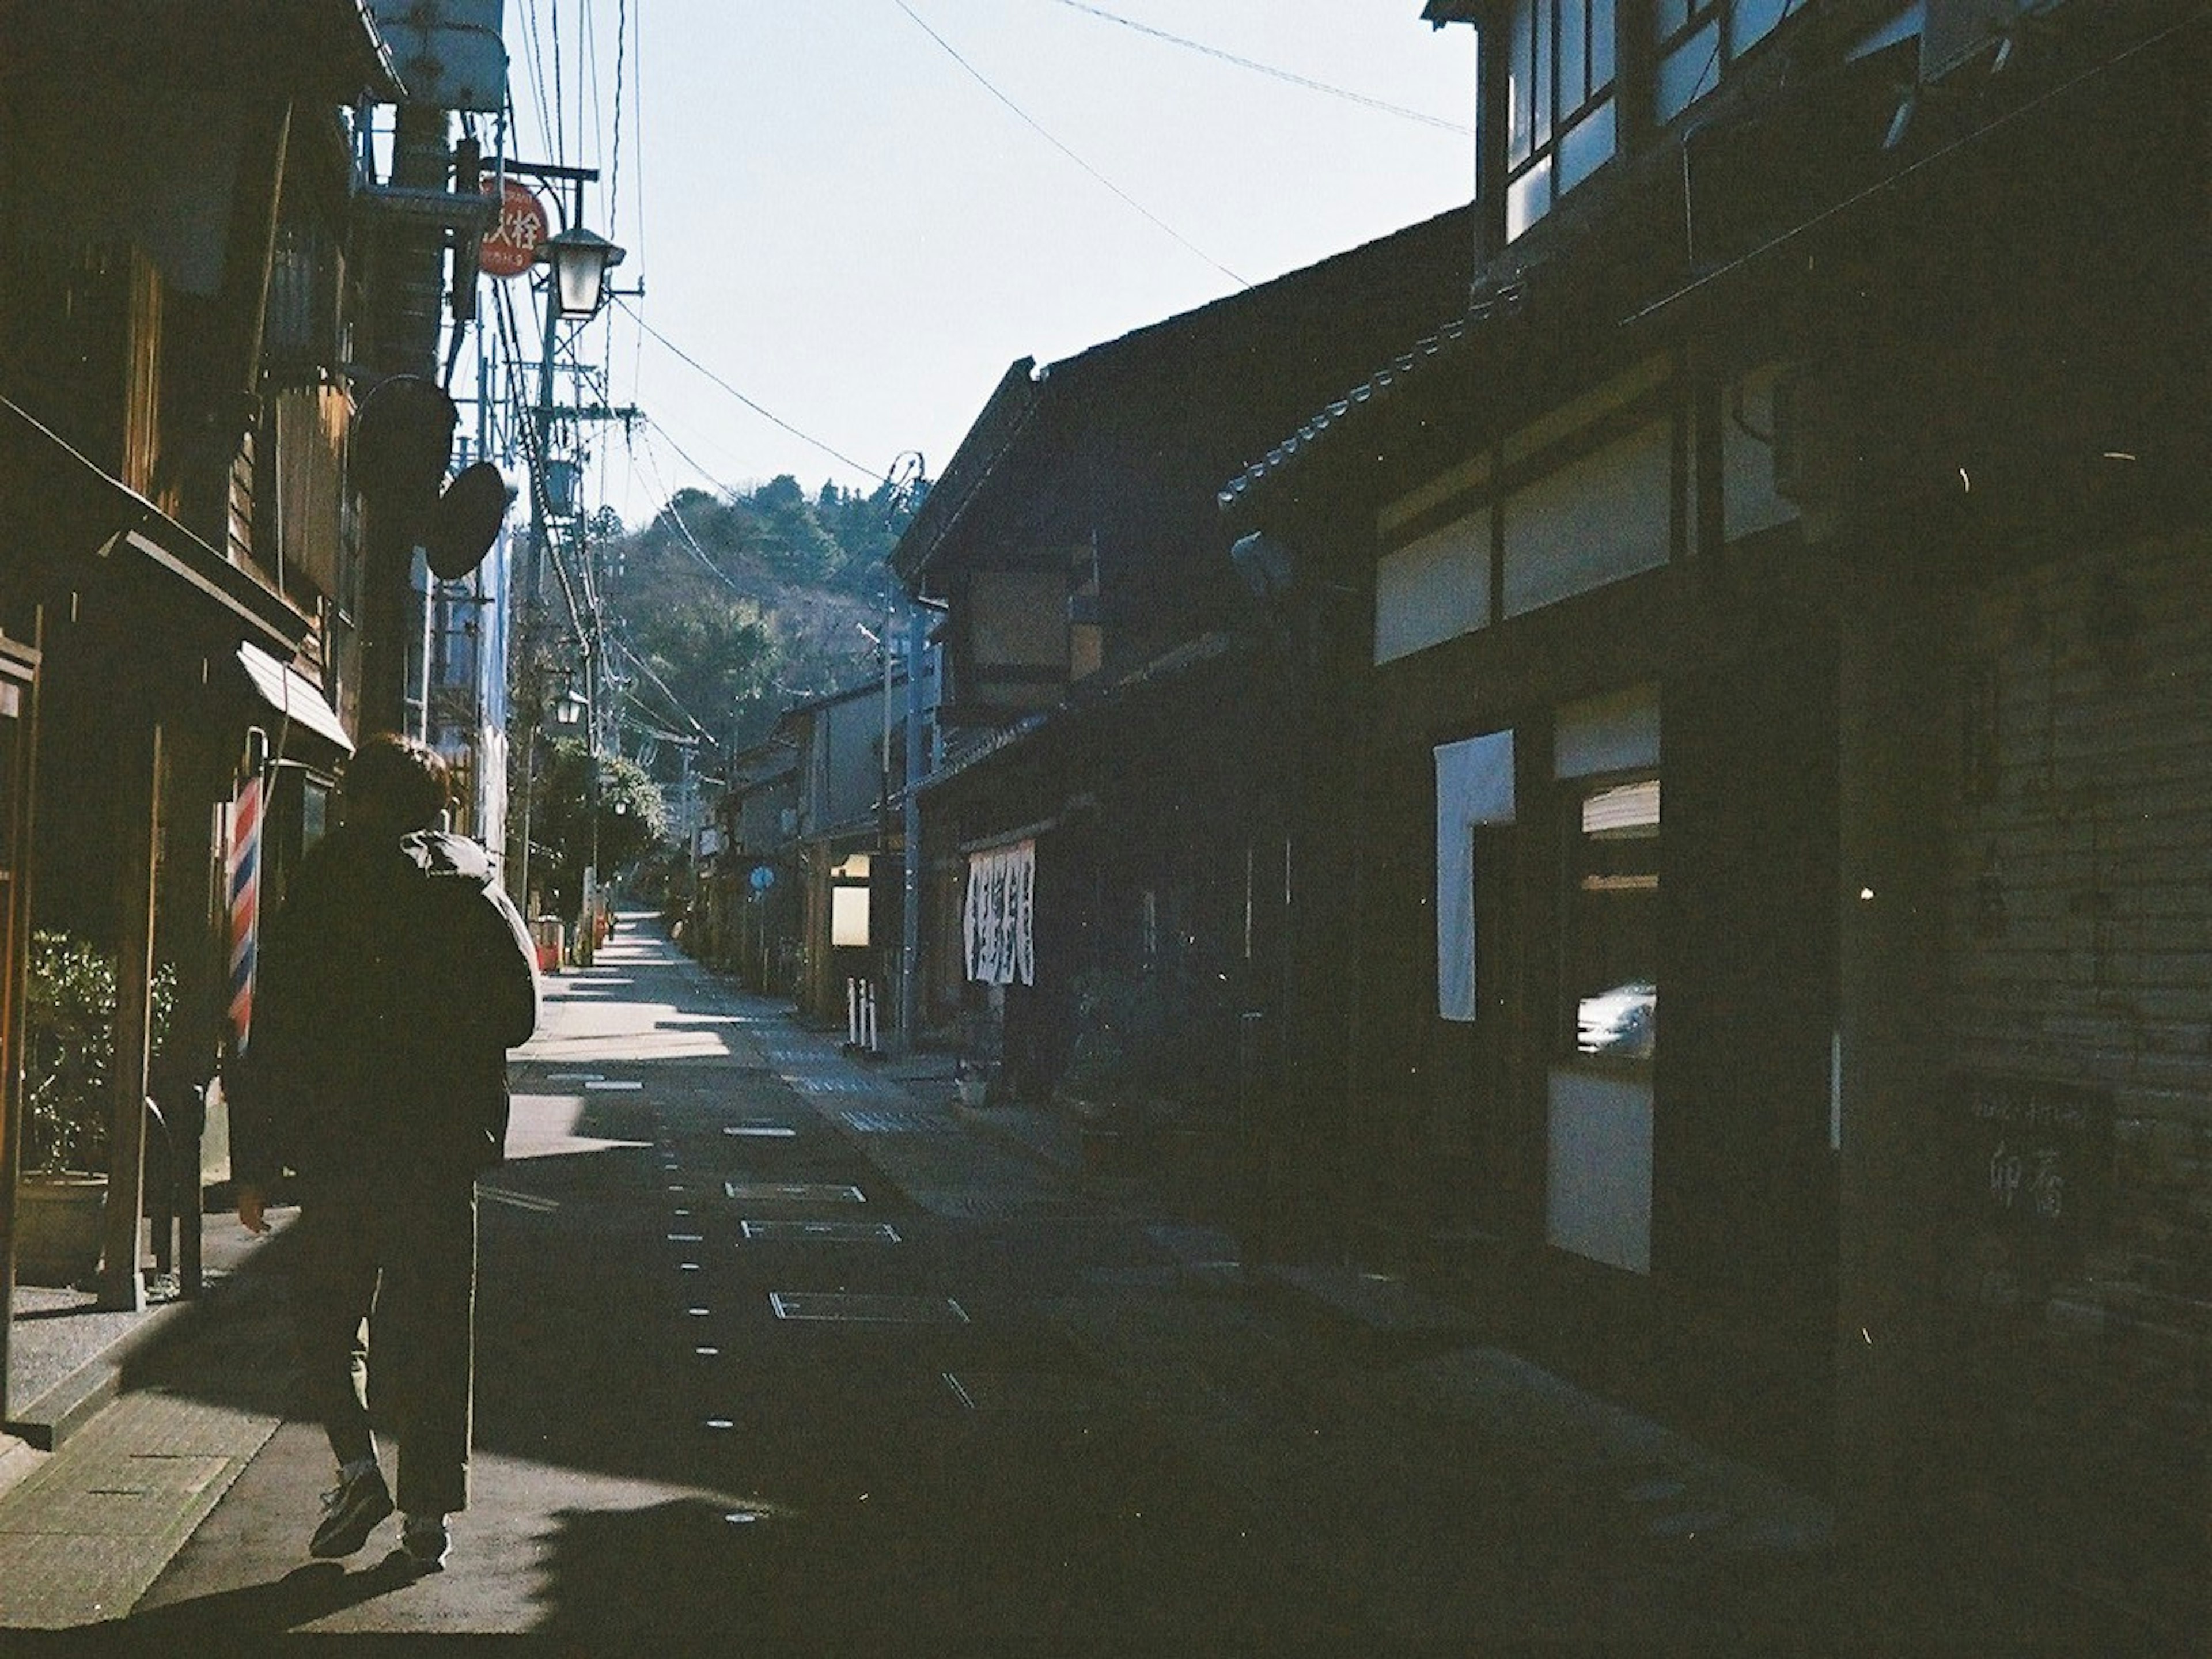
[0,397,309,656]
[236,643,353,756]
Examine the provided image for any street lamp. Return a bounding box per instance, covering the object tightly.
[541,224,625,320]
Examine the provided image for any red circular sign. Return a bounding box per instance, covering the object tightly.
[479,178,548,279]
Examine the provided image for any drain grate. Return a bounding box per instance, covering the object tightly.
[835,1107,951,1135]
[724,1181,866,1205]
[782,1073,899,1097]
[770,1291,968,1324]
[741,1219,902,1243]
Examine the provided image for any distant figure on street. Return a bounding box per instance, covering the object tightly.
[226,733,539,1573]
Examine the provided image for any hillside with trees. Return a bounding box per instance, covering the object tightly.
[604,472,922,761]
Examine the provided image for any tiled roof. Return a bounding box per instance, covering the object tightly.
[1215,280,1528,512]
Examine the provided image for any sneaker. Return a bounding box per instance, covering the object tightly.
[400,1513,450,1573]
[309,1464,393,1558]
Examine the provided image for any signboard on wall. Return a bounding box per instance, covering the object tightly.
[370,0,509,111]
[479,177,547,278]
[1955,1072,2115,1254]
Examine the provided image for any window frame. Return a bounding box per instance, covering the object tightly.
[1649,0,1804,126]
[1558,767,1660,1069]
[1502,0,1620,241]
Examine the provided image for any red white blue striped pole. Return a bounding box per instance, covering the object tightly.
[228,772,262,1053]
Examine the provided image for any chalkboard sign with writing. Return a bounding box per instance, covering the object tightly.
[1955,1072,2113,1251]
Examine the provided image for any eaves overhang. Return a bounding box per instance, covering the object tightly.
[1,397,312,656]
[889,358,1046,589]
[918,630,1241,801]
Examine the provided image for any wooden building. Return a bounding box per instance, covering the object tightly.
[1220,0,2211,1638]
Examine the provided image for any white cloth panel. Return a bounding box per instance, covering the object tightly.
[1433,731,1516,1022]
[1376,512,1488,665]
[1501,421,1671,618]
[1546,1066,1654,1274]
[1554,682,1661,779]
[831,885,870,949]
[963,839,1036,986]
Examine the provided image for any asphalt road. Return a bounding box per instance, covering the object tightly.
[0,914,1940,1656]
[99,919,1382,1655]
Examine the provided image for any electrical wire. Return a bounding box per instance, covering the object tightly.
[889,0,1248,289]
[609,0,628,229]
[635,427,759,599]
[513,2,556,165]
[616,297,883,480]
[1040,0,1472,135]
[610,635,721,743]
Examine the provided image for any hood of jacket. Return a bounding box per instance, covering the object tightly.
[399,827,500,890]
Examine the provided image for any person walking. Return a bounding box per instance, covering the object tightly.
[227,733,539,1573]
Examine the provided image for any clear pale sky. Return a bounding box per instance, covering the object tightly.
[498,1,1477,525]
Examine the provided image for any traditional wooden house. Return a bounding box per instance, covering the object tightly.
[0,1,510,1435]
[694,733,801,993]
[1221,0,2211,1639]
[890,210,1476,1213]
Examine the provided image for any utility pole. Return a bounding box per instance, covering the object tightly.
[899,606,926,1049]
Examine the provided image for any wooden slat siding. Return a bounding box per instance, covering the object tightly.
[122,250,162,502]
[1945,528,2211,1627]
[274,386,347,602]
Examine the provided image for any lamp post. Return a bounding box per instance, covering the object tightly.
[500,155,623,917]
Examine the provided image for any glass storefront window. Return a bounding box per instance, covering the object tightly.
[1565,775,1658,1060]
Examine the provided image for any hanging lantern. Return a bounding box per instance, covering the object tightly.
[541,224,624,319]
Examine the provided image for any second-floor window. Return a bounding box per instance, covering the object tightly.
[1506,0,1618,240]
[1651,0,1800,124]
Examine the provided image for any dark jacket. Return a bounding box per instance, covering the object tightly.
[228,823,539,1189]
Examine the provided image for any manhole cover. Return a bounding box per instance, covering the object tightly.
[741,1219,902,1243]
[769,1292,968,1324]
[724,1181,866,1205]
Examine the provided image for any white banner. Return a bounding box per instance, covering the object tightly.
[964,839,1036,986]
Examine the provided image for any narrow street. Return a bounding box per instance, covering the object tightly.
[8,914,1840,1654]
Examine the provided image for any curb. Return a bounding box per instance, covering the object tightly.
[4,1225,288,1453]
[6,1295,205,1451]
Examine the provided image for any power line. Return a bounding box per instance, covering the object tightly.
[618,298,883,479]
[635,427,758,598]
[889,0,1248,289]
[1041,0,1472,135]
[610,635,719,744]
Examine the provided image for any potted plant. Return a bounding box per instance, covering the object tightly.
[15,931,173,1286]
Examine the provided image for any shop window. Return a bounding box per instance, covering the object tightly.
[1563,775,1658,1060]
[1505,0,1619,240]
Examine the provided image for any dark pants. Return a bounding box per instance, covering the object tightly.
[291,1172,479,1517]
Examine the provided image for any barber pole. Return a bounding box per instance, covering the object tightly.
[228,771,262,1052]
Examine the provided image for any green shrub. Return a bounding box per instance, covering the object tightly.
[22,931,174,1175]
